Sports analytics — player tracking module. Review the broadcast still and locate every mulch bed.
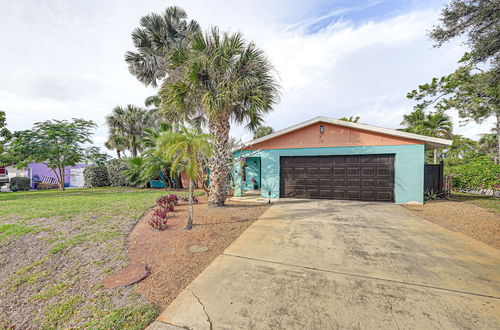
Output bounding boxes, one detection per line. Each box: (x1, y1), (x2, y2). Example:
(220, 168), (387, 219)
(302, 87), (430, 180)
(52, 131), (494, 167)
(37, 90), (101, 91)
(127, 194), (270, 309)
(404, 200), (500, 249)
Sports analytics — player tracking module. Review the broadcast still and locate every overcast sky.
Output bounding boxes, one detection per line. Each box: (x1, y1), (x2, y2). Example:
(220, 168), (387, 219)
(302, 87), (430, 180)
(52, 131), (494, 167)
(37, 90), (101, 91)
(0, 0), (494, 155)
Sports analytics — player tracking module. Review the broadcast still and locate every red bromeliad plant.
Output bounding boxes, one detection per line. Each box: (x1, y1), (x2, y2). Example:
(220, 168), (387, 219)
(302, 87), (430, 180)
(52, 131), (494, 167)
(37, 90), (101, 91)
(149, 206), (168, 230)
(156, 194), (179, 211)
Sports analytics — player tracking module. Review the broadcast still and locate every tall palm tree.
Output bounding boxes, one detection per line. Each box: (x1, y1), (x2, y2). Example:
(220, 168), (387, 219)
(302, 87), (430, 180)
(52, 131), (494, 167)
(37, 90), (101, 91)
(400, 110), (453, 163)
(400, 109), (426, 134)
(125, 6), (200, 88)
(160, 27), (280, 206)
(105, 105), (156, 158)
(104, 133), (127, 159)
(158, 127), (213, 229)
(339, 116), (360, 123)
(253, 126), (274, 139)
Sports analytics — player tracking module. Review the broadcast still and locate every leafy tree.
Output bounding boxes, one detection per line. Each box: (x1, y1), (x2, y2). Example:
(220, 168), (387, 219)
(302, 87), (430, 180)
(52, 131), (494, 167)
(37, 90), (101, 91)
(8, 119), (97, 190)
(158, 127), (213, 229)
(443, 135), (481, 165)
(339, 116), (360, 123)
(105, 105), (156, 158)
(0, 111), (12, 165)
(125, 6), (200, 88)
(408, 0), (500, 162)
(429, 0), (499, 67)
(253, 126), (274, 139)
(160, 27), (280, 206)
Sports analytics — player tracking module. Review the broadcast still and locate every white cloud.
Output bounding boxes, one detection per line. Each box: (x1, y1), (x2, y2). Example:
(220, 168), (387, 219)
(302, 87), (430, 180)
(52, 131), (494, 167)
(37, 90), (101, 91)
(0, 1), (493, 155)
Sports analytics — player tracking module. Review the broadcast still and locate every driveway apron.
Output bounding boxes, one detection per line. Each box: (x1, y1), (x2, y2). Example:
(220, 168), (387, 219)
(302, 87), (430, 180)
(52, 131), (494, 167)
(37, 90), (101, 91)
(151, 199), (500, 329)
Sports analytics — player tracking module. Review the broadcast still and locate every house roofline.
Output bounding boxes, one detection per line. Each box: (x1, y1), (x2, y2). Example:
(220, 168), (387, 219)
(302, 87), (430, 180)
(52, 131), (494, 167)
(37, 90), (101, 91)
(241, 116), (452, 150)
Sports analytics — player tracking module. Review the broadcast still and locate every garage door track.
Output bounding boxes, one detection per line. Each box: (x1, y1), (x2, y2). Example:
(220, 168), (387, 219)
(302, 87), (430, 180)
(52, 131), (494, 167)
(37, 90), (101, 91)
(151, 199), (500, 329)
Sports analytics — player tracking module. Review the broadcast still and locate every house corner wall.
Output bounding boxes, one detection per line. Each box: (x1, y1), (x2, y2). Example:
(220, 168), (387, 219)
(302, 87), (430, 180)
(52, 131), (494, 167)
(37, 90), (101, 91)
(234, 144), (424, 204)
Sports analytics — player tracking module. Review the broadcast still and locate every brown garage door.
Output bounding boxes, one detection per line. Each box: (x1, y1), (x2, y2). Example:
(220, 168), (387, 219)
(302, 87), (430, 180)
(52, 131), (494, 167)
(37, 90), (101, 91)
(280, 154), (395, 202)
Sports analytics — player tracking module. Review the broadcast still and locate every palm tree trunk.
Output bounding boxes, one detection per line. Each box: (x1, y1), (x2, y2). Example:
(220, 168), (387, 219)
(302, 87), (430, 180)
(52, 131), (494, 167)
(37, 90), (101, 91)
(208, 112), (231, 207)
(117, 150), (121, 159)
(186, 179), (194, 230)
(433, 149), (438, 164)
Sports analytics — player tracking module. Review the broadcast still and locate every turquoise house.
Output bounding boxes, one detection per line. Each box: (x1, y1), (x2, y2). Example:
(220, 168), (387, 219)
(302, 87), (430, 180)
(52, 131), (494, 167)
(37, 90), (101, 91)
(233, 117), (451, 204)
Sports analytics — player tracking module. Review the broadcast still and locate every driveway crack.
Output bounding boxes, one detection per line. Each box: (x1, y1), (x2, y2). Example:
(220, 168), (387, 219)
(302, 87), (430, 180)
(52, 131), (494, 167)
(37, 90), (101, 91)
(378, 285), (400, 330)
(187, 289), (213, 330)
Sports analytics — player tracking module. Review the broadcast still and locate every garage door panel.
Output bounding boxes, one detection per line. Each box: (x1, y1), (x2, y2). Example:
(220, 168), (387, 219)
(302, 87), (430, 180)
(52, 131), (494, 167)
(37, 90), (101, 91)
(319, 189), (333, 198)
(347, 190), (361, 199)
(362, 178), (375, 187)
(347, 178), (360, 187)
(361, 155), (375, 164)
(376, 179), (392, 188)
(280, 155), (394, 202)
(333, 168), (346, 176)
(333, 189), (346, 199)
(333, 178), (346, 186)
(319, 178), (331, 186)
(347, 167), (360, 176)
(347, 155), (360, 163)
(361, 190), (375, 200)
(377, 168), (391, 176)
(362, 168), (375, 176)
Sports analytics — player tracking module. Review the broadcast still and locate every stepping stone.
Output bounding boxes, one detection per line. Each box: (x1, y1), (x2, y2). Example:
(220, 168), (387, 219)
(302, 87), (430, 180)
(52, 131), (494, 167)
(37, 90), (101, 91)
(188, 245), (209, 254)
(103, 264), (149, 289)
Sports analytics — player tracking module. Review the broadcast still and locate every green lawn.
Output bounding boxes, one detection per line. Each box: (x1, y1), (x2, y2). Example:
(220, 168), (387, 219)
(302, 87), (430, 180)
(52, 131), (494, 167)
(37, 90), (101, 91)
(452, 192), (500, 213)
(0, 187), (190, 329)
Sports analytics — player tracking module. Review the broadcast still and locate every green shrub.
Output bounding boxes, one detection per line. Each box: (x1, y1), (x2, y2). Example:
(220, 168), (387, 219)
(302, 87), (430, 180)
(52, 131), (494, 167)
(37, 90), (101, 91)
(106, 158), (130, 187)
(10, 177), (31, 191)
(449, 156), (500, 191)
(83, 165), (110, 188)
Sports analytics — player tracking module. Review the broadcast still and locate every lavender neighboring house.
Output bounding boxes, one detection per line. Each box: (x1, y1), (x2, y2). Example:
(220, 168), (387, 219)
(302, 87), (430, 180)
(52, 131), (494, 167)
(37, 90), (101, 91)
(27, 163), (89, 188)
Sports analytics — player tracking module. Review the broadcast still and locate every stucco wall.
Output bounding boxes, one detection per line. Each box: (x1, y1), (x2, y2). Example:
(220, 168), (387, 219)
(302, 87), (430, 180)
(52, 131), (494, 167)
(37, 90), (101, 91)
(234, 144), (425, 204)
(242, 157), (261, 190)
(242, 122), (424, 150)
(28, 163), (88, 187)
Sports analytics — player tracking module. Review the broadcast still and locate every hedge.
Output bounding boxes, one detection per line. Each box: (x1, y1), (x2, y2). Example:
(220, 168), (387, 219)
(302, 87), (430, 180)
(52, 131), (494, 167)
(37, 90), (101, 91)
(10, 177), (31, 191)
(83, 165), (110, 188)
(106, 158), (130, 187)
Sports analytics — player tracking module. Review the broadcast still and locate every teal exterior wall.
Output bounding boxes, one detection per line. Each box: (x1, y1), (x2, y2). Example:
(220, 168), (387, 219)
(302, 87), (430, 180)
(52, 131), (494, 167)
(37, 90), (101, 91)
(242, 157), (261, 190)
(233, 144), (425, 204)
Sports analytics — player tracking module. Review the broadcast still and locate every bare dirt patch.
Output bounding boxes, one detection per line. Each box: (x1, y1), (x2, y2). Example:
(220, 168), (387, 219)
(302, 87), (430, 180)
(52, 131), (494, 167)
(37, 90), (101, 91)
(404, 200), (500, 249)
(128, 195), (270, 309)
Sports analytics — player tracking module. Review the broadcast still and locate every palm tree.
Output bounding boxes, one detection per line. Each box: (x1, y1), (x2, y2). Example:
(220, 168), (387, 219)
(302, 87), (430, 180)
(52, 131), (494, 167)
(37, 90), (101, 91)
(105, 105), (156, 158)
(125, 6), (200, 88)
(253, 126), (274, 139)
(400, 109), (426, 134)
(158, 127), (213, 229)
(400, 110), (453, 163)
(160, 27), (280, 206)
(479, 132), (498, 163)
(339, 116), (360, 123)
(105, 133), (127, 159)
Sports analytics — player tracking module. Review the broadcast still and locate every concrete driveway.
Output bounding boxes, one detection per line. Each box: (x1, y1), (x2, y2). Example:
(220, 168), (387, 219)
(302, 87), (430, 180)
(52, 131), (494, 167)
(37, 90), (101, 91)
(151, 200), (500, 329)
